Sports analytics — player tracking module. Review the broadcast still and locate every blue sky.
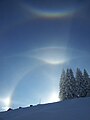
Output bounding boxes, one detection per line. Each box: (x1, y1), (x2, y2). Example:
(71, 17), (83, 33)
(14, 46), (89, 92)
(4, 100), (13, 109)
(0, 0), (90, 111)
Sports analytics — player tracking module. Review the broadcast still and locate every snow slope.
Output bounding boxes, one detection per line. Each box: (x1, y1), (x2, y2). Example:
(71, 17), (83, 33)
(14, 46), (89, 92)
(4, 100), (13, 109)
(0, 97), (90, 120)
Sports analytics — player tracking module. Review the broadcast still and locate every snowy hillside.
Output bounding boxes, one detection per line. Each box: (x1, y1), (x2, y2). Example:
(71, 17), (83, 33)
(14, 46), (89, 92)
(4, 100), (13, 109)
(0, 97), (90, 120)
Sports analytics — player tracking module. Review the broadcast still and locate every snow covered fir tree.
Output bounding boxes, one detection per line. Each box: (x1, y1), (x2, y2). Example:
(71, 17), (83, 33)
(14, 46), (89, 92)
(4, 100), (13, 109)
(59, 68), (90, 101)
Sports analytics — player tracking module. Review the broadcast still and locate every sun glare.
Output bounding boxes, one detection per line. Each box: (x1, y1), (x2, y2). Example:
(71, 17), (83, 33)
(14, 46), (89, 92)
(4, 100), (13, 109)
(3, 97), (11, 107)
(0, 97), (11, 111)
(48, 92), (59, 103)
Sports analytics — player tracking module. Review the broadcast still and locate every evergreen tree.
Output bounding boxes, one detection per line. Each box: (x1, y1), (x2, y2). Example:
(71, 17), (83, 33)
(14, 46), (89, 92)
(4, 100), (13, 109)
(59, 69), (66, 101)
(75, 68), (85, 97)
(83, 69), (90, 97)
(69, 69), (76, 98)
(65, 69), (75, 99)
(87, 79), (90, 97)
(59, 69), (75, 100)
(59, 68), (90, 101)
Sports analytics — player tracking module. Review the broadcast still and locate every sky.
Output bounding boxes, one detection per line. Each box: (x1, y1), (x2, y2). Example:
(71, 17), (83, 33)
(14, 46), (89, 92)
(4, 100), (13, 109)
(0, 0), (90, 111)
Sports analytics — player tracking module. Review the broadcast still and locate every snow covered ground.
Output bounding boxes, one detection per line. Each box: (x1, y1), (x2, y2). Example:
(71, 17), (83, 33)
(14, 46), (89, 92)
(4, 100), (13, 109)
(0, 97), (90, 120)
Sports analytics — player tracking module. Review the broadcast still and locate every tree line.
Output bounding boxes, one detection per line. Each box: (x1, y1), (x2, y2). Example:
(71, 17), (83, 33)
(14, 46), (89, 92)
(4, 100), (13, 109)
(59, 68), (90, 101)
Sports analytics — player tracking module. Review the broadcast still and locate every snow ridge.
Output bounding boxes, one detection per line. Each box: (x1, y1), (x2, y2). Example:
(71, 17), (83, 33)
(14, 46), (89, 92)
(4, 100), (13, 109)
(0, 97), (90, 120)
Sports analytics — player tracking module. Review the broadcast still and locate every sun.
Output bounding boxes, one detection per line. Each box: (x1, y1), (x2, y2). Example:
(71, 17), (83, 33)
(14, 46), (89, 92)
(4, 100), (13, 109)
(48, 92), (59, 103)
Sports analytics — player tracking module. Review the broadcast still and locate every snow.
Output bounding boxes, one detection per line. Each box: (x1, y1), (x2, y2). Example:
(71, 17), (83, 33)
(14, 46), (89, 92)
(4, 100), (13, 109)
(0, 97), (90, 120)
